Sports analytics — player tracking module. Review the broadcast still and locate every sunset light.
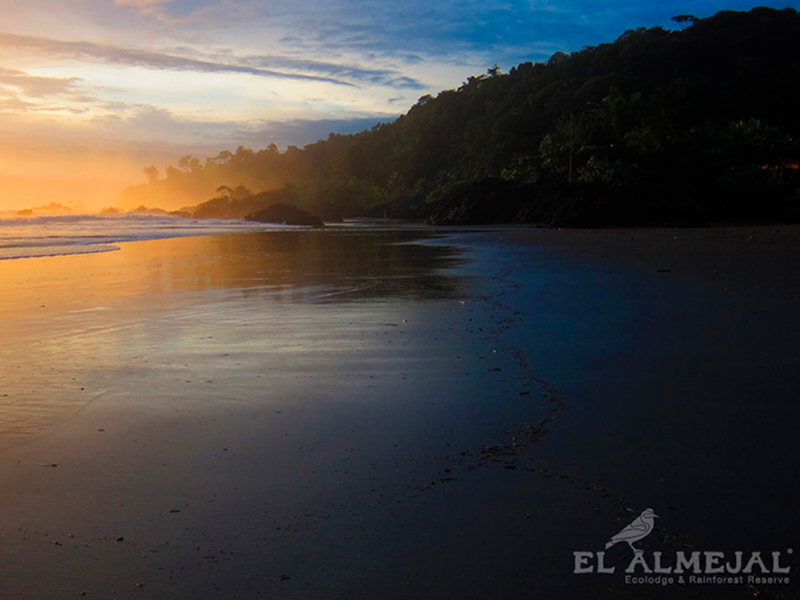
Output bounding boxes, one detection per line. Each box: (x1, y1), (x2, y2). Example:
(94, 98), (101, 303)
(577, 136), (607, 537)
(3, 0), (794, 212)
(2, 3), (800, 599)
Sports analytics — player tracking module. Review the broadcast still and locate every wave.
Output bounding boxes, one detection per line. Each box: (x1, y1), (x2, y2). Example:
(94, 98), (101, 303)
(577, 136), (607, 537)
(0, 214), (296, 261)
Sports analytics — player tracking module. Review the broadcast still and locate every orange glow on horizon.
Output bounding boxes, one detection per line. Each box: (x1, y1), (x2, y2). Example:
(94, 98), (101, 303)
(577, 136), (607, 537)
(0, 134), (199, 213)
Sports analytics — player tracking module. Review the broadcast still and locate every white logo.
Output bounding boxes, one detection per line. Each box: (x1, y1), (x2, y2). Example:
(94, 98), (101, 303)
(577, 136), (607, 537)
(574, 508), (793, 587)
(605, 508), (658, 553)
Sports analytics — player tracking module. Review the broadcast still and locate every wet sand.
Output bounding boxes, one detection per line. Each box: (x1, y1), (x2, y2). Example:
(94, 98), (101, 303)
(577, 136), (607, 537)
(1, 224), (799, 599)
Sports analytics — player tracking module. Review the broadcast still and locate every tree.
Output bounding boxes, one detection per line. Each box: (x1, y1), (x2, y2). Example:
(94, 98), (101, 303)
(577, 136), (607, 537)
(539, 113), (590, 182)
(589, 87), (642, 143)
(123, 8), (800, 225)
(177, 155), (202, 173)
(230, 184), (253, 200)
(209, 150), (233, 165)
(143, 165), (159, 185)
(671, 14), (698, 29)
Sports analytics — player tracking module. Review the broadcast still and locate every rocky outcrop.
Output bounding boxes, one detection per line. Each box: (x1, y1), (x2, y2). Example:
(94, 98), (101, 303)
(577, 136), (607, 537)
(245, 203), (325, 227)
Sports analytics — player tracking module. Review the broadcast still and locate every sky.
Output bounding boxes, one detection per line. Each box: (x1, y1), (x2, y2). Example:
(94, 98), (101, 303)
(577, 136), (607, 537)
(0, 0), (798, 211)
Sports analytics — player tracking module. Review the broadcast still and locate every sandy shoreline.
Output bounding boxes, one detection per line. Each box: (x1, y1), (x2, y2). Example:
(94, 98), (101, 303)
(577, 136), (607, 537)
(445, 224), (800, 599)
(1, 224), (798, 599)
(503, 224), (800, 295)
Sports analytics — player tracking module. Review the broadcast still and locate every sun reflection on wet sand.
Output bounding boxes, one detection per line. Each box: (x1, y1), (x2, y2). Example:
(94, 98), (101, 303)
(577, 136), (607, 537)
(0, 229), (465, 447)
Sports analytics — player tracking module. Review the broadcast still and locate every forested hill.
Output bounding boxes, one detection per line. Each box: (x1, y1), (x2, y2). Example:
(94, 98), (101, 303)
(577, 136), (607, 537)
(123, 7), (800, 226)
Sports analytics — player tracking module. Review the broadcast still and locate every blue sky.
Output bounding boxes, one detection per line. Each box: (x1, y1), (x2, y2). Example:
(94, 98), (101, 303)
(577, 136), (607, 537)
(0, 0), (798, 209)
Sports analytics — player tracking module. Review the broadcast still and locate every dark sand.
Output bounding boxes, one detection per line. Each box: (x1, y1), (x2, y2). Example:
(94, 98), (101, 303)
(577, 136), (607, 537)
(0, 225), (798, 599)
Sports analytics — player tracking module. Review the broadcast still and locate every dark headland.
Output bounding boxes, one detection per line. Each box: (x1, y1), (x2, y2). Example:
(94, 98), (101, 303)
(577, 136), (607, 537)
(122, 7), (800, 229)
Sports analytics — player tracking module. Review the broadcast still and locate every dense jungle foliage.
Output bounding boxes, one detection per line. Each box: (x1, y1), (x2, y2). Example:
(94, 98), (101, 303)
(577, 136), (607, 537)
(122, 7), (800, 226)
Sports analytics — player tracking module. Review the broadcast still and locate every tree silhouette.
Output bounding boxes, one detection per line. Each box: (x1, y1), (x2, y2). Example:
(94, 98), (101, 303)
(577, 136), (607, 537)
(143, 165), (159, 185)
(671, 14), (698, 29)
(131, 8), (800, 227)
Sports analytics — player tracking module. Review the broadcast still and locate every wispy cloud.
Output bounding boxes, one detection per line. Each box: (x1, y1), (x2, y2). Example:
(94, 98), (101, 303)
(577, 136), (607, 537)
(112, 0), (219, 24)
(31, 105), (91, 115)
(0, 31), (427, 90)
(227, 0), (766, 68)
(237, 0), (571, 62)
(0, 32), (356, 87)
(81, 100), (397, 151)
(235, 116), (397, 149)
(0, 67), (82, 97)
(0, 96), (35, 113)
(238, 55), (426, 89)
(113, 0), (171, 11)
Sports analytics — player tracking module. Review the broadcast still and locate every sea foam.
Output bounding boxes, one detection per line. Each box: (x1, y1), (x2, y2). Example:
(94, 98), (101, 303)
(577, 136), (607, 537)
(0, 214), (293, 260)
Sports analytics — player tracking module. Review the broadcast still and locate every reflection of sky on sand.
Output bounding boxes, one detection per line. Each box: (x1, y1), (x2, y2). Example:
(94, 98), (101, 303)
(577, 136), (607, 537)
(0, 229), (468, 445)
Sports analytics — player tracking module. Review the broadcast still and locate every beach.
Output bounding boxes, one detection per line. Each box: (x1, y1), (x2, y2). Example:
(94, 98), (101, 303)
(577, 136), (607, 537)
(0, 224), (798, 599)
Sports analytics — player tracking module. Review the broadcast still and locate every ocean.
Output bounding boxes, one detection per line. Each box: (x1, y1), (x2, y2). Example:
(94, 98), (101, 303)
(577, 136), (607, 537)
(0, 213), (292, 260)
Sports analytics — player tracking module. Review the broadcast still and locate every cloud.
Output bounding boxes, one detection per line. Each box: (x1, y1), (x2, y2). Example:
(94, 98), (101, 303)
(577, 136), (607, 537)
(114, 0), (170, 8)
(0, 31), (428, 90)
(238, 54), (426, 89)
(114, 0), (170, 9)
(81, 96), (396, 150)
(92, 103), (185, 133)
(234, 116), (397, 150)
(84, 101), (246, 150)
(242, 0), (550, 59)
(231, 0), (746, 69)
(0, 32), (356, 87)
(0, 96), (34, 113)
(31, 105), (91, 115)
(0, 67), (82, 97)
(112, 0), (214, 24)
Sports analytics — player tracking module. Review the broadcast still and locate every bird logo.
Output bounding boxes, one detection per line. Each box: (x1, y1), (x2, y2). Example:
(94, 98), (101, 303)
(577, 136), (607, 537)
(605, 508), (658, 553)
